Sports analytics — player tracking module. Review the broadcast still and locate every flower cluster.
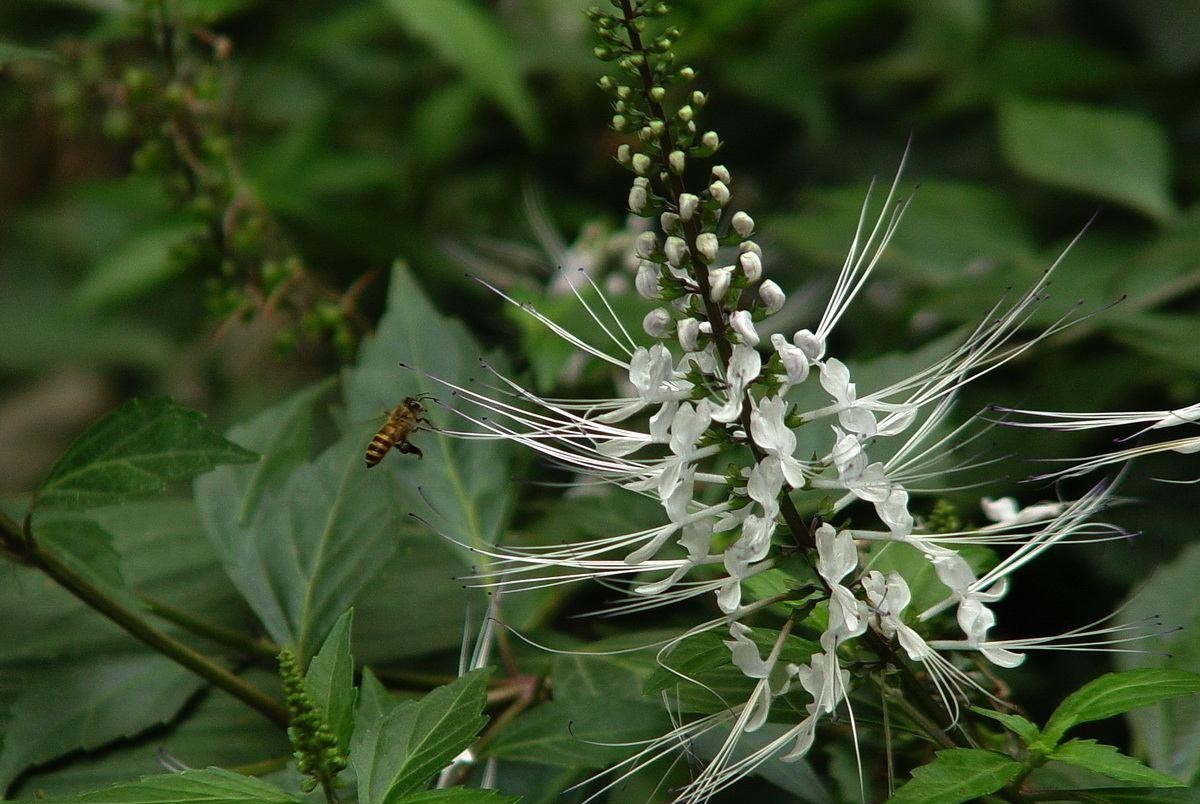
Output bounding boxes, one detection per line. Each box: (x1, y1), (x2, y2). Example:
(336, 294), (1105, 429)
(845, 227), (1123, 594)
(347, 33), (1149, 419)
(415, 1), (1158, 798)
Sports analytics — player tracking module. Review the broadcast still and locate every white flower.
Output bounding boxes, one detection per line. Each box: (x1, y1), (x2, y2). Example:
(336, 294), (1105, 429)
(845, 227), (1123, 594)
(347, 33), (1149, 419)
(749, 395), (807, 488)
(862, 571), (933, 662)
(628, 184), (648, 213)
(732, 211), (754, 238)
(708, 265), (733, 302)
(759, 280), (785, 314)
(712, 344), (761, 424)
(696, 232), (719, 263)
(631, 153), (652, 175)
(729, 310), (759, 346)
(712, 164), (731, 183)
(982, 496), (1069, 525)
(665, 236), (687, 266)
(679, 192), (700, 221)
(770, 333), (810, 386)
(819, 358), (878, 436)
(738, 250), (762, 282)
(815, 524), (864, 638)
(709, 180), (731, 206)
(635, 261), (660, 299)
(678, 317), (700, 351)
(793, 329), (825, 363)
(669, 150), (686, 174)
(725, 622), (770, 678)
(643, 307), (672, 338)
(635, 231), (658, 257)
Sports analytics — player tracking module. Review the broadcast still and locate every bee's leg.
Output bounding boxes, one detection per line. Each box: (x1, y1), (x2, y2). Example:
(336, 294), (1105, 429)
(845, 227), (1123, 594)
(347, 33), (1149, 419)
(395, 441), (424, 460)
(417, 416), (435, 428)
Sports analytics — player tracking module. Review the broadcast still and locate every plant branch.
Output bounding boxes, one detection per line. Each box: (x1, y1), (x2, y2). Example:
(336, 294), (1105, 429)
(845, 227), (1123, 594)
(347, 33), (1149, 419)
(139, 593), (280, 660)
(0, 510), (289, 728)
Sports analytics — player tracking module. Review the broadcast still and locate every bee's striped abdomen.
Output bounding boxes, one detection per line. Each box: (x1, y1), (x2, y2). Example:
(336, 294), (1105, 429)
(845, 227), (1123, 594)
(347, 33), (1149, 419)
(364, 428), (395, 467)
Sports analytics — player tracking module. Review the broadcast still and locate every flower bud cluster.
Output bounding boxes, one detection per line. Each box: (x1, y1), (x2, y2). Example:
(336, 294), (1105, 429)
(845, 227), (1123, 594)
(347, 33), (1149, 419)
(278, 648), (346, 794)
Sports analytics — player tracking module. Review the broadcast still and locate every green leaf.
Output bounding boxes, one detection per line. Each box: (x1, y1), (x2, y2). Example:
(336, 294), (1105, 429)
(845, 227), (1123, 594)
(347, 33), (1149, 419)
(10, 671), (291, 799)
(886, 748), (1022, 804)
(57, 767), (300, 802)
(37, 397), (258, 512)
(1032, 789), (1200, 803)
(352, 668), (491, 804)
(482, 699), (668, 770)
(1050, 739), (1184, 788)
(33, 515), (127, 593)
(1116, 542), (1200, 784)
(0, 653), (205, 793)
(392, 789), (520, 804)
(0, 500), (247, 665)
(71, 224), (199, 310)
(383, 0), (541, 143)
(999, 98), (1176, 222)
(1043, 669), (1200, 746)
(350, 668), (401, 798)
(304, 608), (356, 754)
(195, 384), (402, 661)
(969, 706), (1041, 745)
(340, 261), (515, 556)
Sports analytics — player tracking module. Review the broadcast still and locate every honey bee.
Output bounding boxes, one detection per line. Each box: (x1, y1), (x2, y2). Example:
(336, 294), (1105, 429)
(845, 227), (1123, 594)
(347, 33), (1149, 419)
(364, 395), (435, 467)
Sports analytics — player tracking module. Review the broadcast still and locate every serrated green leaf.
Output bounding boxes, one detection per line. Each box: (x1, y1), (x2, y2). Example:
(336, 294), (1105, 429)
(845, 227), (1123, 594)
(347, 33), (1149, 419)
(382, 0), (541, 143)
(393, 788), (520, 804)
(197, 430), (402, 662)
(304, 608), (356, 754)
(33, 515), (126, 593)
(0, 500), (247, 665)
(57, 767), (299, 802)
(1050, 739), (1184, 787)
(195, 382), (401, 662)
(353, 669), (491, 803)
(886, 748), (1022, 804)
(0, 654), (205, 794)
(969, 706), (1041, 745)
(1043, 669), (1200, 746)
(36, 398), (258, 512)
(999, 98), (1176, 222)
(351, 668), (400, 798)
(71, 224), (199, 311)
(340, 261), (515, 556)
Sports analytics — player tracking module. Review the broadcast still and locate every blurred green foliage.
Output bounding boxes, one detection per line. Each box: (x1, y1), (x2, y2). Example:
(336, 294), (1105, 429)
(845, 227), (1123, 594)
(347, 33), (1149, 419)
(1, 0), (1199, 800)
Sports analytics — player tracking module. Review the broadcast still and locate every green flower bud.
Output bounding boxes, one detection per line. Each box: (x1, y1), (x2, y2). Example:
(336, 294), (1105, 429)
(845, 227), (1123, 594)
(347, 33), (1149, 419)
(649, 86), (666, 103)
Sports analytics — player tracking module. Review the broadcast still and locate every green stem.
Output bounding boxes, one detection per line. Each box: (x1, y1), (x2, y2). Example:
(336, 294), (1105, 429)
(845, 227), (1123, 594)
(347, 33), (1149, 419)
(139, 593), (280, 660)
(0, 510), (289, 729)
